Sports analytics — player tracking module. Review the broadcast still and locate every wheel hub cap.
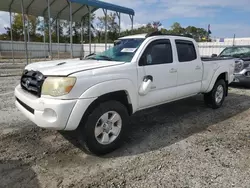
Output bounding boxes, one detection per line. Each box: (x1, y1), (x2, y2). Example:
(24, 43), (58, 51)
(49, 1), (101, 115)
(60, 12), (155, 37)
(94, 111), (122, 145)
(103, 121), (112, 132)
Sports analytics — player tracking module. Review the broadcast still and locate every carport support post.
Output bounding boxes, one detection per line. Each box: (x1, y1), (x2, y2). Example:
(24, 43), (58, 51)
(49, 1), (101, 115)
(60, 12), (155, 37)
(130, 15), (134, 31)
(21, 0), (28, 65)
(9, 11), (14, 63)
(69, 1), (73, 58)
(103, 9), (108, 51)
(43, 18), (46, 59)
(80, 17), (84, 59)
(116, 12), (121, 36)
(47, 0), (52, 59)
(57, 19), (60, 59)
(26, 16), (30, 43)
(88, 6), (91, 54)
(26, 15), (31, 63)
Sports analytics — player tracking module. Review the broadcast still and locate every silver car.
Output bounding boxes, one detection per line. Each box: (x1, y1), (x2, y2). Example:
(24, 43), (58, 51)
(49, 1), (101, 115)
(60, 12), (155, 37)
(212, 46), (250, 87)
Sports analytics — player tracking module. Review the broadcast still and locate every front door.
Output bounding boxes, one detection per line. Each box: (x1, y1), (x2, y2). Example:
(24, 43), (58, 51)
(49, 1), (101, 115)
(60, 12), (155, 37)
(137, 39), (178, 109)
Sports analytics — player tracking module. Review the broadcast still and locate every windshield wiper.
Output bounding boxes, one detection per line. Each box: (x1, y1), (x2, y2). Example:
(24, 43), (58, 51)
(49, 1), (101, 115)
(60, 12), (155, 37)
(84, 54), (114, 61)
(86, 53), (96, 57)
(98, 55), (114, 61)
(220, 55), (231, 57)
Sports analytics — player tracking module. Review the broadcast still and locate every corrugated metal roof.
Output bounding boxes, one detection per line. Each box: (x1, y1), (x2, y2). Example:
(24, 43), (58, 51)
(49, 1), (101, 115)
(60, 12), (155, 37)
(70, 0), (134, 15)
(0, 0), (134, 22)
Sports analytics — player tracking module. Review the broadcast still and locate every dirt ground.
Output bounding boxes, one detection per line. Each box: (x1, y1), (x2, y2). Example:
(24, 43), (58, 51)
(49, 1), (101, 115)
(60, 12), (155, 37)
(0, 76), (250, 188)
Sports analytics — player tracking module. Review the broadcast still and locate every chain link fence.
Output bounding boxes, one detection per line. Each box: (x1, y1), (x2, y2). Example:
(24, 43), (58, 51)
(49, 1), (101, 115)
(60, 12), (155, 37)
(1, 38), (250, 76)
(0, 40), (113, 76)
(198, 39), (250, 57)
(0, 40), (113, 64)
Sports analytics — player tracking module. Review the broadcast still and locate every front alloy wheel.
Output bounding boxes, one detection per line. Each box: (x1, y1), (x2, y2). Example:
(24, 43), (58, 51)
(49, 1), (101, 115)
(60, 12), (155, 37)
(215, 85), (224, 104)
(95, 111), (122, 145)
(77, 100), (129, 155)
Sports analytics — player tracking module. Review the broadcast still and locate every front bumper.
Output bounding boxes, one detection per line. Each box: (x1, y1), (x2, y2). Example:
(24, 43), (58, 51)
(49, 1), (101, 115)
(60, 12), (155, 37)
(233, 69), (250, 85)
(14, 84), (96, 130)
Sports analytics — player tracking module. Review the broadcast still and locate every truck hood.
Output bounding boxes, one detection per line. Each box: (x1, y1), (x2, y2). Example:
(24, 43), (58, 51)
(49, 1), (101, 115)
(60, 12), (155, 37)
(25, 59), (125, 76)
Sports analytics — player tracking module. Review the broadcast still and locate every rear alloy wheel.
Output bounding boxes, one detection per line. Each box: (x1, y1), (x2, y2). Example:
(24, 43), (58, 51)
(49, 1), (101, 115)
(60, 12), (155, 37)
(204, 79), (226, 109)
(77, 100), (129, 155)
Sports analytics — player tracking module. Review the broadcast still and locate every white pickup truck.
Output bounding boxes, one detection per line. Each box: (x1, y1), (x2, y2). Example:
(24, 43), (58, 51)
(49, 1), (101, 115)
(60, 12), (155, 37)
(15, 31), (235, 155)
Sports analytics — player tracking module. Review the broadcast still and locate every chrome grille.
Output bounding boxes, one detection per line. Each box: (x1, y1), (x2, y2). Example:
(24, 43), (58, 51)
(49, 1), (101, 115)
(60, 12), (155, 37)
(243, 61), (250, 69)
(20, 70), (45, 97)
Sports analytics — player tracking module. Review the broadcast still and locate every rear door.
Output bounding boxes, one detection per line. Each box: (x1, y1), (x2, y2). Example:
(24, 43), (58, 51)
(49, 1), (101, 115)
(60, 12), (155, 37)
(174, 39), (203, 98)
(137, 39), (178, 109)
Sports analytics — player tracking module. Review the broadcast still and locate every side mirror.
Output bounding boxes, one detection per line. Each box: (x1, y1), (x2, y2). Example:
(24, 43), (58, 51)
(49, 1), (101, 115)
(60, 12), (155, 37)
(114, 40), (121, 46)
(139, 54), (152, 66)
(139, 56), (146, 66)
(211, 54), (218, 57)
(146, 54), (152, 64)
(139, 77), (153, 96)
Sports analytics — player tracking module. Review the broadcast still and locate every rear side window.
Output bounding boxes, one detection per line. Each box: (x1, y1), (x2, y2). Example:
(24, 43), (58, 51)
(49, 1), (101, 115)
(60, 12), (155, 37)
(175, 40), (197, 62)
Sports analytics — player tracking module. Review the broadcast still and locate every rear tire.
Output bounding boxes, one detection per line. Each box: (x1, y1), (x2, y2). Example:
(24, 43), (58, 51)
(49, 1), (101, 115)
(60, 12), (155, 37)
(204, 79), (226, 109)
(76, 100), (129, 156)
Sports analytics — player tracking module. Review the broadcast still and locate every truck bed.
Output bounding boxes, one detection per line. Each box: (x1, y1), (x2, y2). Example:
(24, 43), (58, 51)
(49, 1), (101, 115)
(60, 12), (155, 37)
(200, 57), (235, 93)
(201, 57), (234, 61)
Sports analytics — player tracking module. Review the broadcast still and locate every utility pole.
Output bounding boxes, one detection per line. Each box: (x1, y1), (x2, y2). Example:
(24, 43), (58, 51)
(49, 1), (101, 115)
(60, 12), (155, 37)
(233, 34), (236, 46)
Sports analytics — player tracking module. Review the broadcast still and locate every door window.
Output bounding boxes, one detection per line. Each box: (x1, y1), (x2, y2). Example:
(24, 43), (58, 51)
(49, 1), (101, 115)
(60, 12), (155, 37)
(175, 40), (197, 62)
(140, 40), (173, 66)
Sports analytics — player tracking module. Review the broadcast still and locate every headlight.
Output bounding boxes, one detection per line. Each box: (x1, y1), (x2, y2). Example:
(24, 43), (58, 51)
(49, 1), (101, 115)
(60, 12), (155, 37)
(22, 69), (28, 76)
(234, 59), (244, 72)
(41, 77), (76, 97)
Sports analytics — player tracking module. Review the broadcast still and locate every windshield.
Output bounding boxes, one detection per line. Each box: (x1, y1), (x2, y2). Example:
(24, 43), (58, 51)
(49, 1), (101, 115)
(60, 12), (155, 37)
(219, 46), (250, 58)
(86, 38), (145, 62)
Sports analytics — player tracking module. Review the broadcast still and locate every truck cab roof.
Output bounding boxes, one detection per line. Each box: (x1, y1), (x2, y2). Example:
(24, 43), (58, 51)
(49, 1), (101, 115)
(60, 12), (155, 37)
(117, 31), (195, 41)
(118, 33), (147, 39)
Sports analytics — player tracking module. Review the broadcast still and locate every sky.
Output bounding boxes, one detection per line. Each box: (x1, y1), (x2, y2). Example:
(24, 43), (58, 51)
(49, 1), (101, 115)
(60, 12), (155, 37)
(0, 0), (250, 38)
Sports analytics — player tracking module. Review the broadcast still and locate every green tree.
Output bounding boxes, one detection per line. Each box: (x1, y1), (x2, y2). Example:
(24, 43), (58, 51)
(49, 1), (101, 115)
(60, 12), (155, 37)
(169, 22), (185, 35)
(0, 16), (212, 43)
(196, 28), (210, 41)
(37, 17), (65, 43)
(152, 21), (162, 30)
(5, 13), (24, 41)
(119, 21), (166, 36)
(185, 26), (210, 41)
(65, 13), (96, 43)
(96, 12), (119, 42)
(4, 13), (39, 41)
(26, 15), (38, 41)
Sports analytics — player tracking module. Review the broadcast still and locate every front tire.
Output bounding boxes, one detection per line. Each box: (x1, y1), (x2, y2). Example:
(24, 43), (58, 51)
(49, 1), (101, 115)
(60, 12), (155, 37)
(77, 100), (129, 156)
(204, 79), (226, 109)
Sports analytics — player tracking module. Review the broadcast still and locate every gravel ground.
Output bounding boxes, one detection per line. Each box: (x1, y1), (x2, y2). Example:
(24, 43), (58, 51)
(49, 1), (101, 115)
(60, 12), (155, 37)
(0, 76), (250, 188)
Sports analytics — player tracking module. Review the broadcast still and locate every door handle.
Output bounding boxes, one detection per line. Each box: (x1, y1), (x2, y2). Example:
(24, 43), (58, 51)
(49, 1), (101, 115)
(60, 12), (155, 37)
(169, 68), (177, 73)
(143, 75), (153, 82)
(195, 66), (201, 70)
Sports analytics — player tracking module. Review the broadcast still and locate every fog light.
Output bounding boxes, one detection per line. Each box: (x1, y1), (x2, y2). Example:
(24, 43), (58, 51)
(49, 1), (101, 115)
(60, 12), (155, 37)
(246, 71), (250, 76)
(43, 108), (57, 123)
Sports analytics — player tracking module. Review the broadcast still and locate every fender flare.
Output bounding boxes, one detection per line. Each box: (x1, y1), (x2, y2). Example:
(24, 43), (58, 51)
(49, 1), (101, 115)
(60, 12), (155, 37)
(206, 69), (228, 93)
(79, 79), (138, 113)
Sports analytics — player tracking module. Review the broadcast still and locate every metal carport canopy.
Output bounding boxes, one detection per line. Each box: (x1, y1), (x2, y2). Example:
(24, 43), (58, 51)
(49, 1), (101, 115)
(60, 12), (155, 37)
(0, 0), (135, 64)
(0, 0), (135, 21)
